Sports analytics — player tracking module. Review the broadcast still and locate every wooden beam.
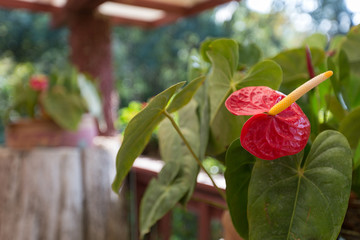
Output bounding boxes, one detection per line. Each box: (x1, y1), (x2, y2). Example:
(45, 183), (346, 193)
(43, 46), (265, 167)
(110, 0), (187, 14)
(0, 0), (60, 13)
(64, 0), (107, 11)
(108, 0), (241, 28)
(186, 0), (241, 16)
(108, 12), (180, 28)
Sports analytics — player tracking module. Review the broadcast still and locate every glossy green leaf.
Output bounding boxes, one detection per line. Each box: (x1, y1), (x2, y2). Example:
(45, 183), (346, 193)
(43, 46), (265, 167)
(248, 130), (352, 240)
(272, 47), (325, 87)
(303, 33), (328, 49)
(111, 82), (185, 193)
(225, 138), (255, 240)
(140, 100), (199, 238)
(166, 76), (205, 113)
(43, 86), (87, 131)
(339, 106), (360, 149)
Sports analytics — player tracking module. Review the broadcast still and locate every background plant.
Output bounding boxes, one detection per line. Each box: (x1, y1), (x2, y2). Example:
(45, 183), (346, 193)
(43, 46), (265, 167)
(2, 63), (102, 131)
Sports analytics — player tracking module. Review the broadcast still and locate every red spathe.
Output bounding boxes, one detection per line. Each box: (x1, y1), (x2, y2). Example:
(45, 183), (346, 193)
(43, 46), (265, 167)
(226, 86), (310, 160)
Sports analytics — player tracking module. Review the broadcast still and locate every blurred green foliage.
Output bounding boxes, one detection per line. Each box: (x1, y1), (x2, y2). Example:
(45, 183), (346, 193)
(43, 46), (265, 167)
(0, 9), (68, 68)
(0, 1), (356, 108)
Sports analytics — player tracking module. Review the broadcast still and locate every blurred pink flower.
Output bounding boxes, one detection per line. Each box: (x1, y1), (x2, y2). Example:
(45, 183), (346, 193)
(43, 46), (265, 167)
(29, 75), (48, 91)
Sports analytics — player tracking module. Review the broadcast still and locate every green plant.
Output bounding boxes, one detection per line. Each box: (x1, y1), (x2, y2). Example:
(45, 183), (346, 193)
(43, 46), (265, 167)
(3, 63), (102, 131)
(113, 25), (360, 239)
(116, 101), (144, 131)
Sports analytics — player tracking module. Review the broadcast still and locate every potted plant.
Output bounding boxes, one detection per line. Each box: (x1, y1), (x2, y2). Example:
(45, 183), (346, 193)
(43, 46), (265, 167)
(112, 25), (360, 239)
(3, 63), (102, 149)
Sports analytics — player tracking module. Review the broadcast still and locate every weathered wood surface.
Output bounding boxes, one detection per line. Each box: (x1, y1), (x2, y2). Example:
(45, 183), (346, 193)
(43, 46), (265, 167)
(0, 146), (128, 240)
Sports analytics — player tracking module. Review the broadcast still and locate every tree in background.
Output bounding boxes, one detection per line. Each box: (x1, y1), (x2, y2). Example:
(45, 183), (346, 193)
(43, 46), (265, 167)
(0, 0), (356, 107)
(0, 9), (68, 70)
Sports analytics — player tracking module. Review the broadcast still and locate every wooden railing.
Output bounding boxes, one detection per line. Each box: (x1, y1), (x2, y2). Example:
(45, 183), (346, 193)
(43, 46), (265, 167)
(132, 156), (226, 240)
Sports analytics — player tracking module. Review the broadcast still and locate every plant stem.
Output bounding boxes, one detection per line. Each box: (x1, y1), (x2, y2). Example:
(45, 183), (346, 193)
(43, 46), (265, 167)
(163, 110), (227, 201)
(305, 45), (315, 79)
(191, 196), (228, 210)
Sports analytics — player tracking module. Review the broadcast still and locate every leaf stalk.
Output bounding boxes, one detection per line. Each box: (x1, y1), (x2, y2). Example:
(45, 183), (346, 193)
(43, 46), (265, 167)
(162, 110), (227, 201)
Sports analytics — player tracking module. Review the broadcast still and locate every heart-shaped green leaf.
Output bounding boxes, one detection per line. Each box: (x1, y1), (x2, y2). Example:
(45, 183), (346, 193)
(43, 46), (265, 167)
(139, 161), (188, 239)
(248, 130), (352, 240)
(206, 38), (239, 122)
(140, 100), (200, 238)
(112, 82), (185, 193)
(237, 60), (282, 90)
(225, 138), (256, 240)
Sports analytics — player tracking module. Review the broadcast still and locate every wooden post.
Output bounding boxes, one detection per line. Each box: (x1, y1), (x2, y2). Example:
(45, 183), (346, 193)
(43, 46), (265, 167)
(0, 147), (128, 240)
(67, 9), (117, 136)
(198, 203), (211, 240)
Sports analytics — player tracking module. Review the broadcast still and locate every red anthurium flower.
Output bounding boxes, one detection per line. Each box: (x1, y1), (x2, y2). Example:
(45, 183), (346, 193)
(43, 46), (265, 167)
(29, 74), (48, 91)
(225, 71), (333, 160)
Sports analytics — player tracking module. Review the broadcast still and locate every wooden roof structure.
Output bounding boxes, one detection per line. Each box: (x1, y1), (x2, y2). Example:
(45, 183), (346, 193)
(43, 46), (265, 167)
(0, 0), (239, 28)
(0, 0), (240, 135)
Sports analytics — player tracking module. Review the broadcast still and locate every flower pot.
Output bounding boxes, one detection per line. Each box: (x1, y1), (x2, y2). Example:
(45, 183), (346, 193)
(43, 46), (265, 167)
(5, 114), (98, 149)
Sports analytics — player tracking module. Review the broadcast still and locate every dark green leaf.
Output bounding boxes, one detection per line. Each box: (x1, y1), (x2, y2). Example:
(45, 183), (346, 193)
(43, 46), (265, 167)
(111, 82), (185, 193)
(225, 138), (255, 240)
(248, 130), (352, 240)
